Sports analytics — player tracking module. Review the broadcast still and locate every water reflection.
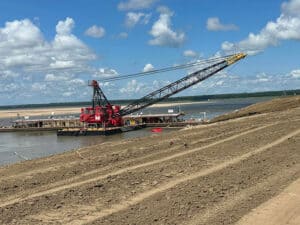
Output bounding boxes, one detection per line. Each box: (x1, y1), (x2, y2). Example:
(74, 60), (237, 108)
(0, 128), (176, 166)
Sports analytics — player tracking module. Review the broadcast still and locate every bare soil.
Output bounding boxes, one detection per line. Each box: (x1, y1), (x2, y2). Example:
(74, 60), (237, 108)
(210, 95), (300, 122)
(0, 96), (299, 225)
(236, 177), (300, 225)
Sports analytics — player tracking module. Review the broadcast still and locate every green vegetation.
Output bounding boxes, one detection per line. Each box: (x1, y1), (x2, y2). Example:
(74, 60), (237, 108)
(162, 89), (300, 102)
(0, 89), (299, 110)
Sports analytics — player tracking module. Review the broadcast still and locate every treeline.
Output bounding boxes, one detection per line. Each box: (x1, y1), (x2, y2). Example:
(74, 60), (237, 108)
(1, 89), (299, 110)
(160, 89), (300, 102)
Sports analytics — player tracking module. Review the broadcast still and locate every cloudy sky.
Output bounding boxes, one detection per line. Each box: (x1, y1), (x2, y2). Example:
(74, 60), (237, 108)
(0, 0), (299, 105)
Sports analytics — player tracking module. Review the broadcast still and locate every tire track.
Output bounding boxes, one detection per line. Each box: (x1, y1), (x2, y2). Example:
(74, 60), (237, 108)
(65, 128), (300, 225)
(185, 165), (300, 225)
(235, 177), (300, 225)
(0, 124), (273, 208)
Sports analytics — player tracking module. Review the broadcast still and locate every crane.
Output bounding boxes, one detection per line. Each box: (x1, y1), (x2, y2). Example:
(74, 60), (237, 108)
(80, 53), (246, 127)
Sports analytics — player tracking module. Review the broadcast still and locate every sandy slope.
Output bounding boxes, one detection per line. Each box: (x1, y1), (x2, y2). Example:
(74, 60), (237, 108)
(211, 95), (300, 123)
(0, 96), (299, 225)
(236, 178), (300, 225)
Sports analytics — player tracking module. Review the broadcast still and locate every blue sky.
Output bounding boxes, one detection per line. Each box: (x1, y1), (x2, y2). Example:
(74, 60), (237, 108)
(0, 0), (299, 105)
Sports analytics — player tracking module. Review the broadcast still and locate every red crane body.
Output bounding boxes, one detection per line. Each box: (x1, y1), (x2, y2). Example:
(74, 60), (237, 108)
(80, 80), (123, 127)
(80, 105), (122, 126)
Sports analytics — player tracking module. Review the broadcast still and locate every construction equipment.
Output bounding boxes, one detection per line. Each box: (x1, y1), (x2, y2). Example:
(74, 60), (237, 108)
(80, 80), (122, 127)
(80, 53), (246, 127)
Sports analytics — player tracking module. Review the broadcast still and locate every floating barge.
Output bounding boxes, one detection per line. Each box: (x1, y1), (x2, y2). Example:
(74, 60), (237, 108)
(122, 112), (184, 125)
(0, 112), (203, 135)
(0, 117), (83, 132)
(11, 117), (83, 129)
(123, 112), (203, 127)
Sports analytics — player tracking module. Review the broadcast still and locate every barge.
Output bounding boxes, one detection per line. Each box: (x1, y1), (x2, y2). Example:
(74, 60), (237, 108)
(11, 117), (83, 129)
(0, 112), (203, 135)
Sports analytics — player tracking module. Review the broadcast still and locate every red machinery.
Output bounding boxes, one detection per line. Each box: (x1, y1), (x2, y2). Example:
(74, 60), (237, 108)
(80, 80), (123, 127)
(80, 53), (246, 127)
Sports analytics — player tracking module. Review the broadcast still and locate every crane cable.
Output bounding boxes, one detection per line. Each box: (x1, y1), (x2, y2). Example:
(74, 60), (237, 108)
(98, 54), (234, 82)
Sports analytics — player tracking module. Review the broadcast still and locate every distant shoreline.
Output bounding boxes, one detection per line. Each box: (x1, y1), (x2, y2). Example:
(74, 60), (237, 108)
(1, 89), (298, 110)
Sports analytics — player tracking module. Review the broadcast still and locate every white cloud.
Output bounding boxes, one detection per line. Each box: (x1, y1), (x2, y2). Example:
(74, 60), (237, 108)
(0, 19), (44, 48)
(31, 83), (46, 92)
(256, 73), (269, 82)
(99, 81), (112, 87)
(148, 6), (185, 47)
(0, 17), (96, 73)
(183, 50), (198, 57)
(156, 5), (171, 14)
(282, 0), (300, 15)
(215, 80), (224, 86)
(290, 69), (300, 78)
(222, 0), (300, 55)
(62, 91), (74, 97)
(206, 17), (238, 31)
(44, 73), (69, 81)
(118, 0), (158, 11)
(49, 60), (75, 69)
(120, 79), (146, 96)
(0, 17), (101, 104)
(85, 25), (106, 38)
(125, 12), (151, 28)
(0, 70), (19, 79)
(0, 83), (19, 93)
(69, 78), (85, 86)
(118, 32), (129, 39)
(189, 70), (300, 95)
(56, 17), (74, 35)
(143, 63), (154, 72)
(93, 68), (119, 78)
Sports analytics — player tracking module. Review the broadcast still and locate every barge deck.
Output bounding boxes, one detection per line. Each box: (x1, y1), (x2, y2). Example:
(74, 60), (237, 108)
(57, 125), (146, 136)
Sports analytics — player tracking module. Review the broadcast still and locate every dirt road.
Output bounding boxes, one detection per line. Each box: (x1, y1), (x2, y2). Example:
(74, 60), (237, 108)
(0, 96), (299, 224)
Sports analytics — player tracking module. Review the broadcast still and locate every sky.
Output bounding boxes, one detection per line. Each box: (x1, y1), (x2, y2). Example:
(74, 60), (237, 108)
(0, 0), (299, 105)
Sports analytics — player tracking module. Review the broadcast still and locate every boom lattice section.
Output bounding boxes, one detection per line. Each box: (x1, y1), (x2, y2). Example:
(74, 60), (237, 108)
(118, 53), (246, 117)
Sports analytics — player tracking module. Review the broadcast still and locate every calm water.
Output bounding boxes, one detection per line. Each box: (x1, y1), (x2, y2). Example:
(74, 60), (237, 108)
(0, 97), (273, 166)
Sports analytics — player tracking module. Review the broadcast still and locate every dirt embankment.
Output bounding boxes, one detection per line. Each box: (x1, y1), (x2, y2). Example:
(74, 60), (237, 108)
(210, 95), (300, 123)
(0, 96), (299, 225)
